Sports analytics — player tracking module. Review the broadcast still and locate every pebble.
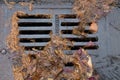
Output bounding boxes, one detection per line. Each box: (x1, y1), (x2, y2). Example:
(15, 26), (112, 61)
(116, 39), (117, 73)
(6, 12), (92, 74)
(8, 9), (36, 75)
(0, 49), (7, 55)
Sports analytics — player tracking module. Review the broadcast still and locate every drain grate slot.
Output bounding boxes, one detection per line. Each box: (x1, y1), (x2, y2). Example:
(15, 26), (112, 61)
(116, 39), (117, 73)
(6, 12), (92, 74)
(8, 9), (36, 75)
(61, 30), (94, 34)
(17, 14), (51, 19)
(65, 37), (98, 42)
(18, 22), (52, 26)
(61, 22), (79, 26)
(20, 38), (50, 43)
(59, 14), (77, 18)
(19, 30), (51, 34)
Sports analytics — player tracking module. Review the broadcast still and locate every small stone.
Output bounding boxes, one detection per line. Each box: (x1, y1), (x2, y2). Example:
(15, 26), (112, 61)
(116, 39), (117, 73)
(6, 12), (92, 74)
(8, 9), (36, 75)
(1, 49), (7, 55)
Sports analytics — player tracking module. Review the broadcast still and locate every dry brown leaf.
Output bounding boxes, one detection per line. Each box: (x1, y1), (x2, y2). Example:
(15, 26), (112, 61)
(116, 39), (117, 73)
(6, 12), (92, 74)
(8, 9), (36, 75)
(89, 22), (98, 33)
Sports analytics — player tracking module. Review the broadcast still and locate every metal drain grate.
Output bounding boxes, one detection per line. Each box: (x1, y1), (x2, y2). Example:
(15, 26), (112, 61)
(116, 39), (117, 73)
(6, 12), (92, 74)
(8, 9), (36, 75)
(59, 14), (98, 51)
(18, 14), (98, 52)
(18, 14), (53, 51)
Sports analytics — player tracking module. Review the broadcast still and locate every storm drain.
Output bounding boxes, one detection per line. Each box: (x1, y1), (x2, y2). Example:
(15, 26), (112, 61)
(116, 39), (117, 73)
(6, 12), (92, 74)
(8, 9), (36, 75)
(59, 14), (98, 51)
(18, 14), (53, 51)
(18, 14), (98, 52)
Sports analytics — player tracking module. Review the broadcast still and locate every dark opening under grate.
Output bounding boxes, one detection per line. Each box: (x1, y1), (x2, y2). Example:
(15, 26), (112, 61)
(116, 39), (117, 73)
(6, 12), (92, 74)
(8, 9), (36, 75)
(65, 62), (74, 67)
